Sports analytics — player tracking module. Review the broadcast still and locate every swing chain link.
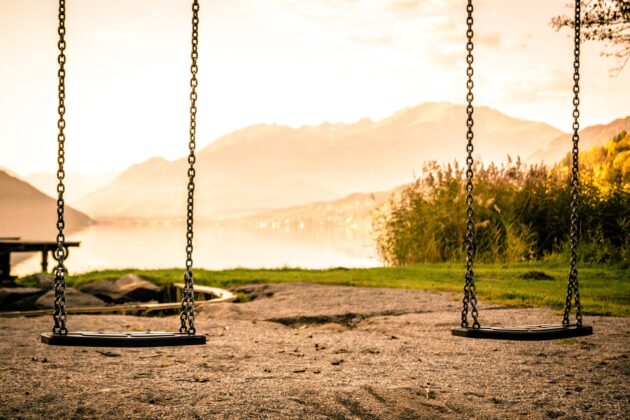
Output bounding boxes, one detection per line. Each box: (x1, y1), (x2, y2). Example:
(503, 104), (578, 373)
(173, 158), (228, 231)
(180, 0), (200, 335)
(53, 0), (68, 335)
(563, 0), (583, 327)
(461, 0), (480, 329)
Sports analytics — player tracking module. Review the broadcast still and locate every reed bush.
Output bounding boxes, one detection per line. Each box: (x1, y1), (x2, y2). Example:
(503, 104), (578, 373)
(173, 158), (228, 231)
(374, 132), (630, 265)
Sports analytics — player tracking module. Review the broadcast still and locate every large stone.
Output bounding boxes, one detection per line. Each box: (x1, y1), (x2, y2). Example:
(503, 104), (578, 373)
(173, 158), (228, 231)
(80, 279), (119, 303)
(0, 287), (47, 310)
(80, 274), (162, 303)
(2, 295), (42, 311)
(114, 274), (162, 302)
(32, 273), (54, 291)
(35, 287), (105, 309)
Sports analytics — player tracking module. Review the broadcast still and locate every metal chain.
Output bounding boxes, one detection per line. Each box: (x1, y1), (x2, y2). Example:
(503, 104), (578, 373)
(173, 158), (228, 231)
(180, 0), (200, 335)
(53, 0), (68, 335)
(563, 0), (583, 327)
(461, 0), (480, 329)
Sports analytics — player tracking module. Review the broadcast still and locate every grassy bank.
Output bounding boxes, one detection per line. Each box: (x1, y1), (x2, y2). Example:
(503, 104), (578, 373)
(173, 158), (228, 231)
(52, 262), (630, 318)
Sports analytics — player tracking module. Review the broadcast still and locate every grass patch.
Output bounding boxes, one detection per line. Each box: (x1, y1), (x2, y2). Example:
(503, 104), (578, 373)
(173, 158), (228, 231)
(58, 261), (630, 317)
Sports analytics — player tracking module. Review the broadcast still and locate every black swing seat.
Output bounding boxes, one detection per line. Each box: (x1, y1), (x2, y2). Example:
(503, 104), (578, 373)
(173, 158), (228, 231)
(451, 324), (592, 341)
(41, 331), (206, 347)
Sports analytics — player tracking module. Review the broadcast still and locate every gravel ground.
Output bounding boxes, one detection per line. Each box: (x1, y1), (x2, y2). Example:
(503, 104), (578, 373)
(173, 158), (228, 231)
(0, 283), (628, 419)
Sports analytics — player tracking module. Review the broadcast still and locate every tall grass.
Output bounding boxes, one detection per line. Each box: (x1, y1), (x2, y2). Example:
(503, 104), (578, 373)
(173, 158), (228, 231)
(374, 133), (630, 266)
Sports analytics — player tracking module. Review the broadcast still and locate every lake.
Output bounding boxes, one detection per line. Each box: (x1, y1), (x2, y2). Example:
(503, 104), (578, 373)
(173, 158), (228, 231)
(12, 223), (382, 276)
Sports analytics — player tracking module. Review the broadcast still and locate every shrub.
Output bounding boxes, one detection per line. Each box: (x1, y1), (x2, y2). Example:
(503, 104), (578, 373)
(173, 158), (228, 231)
(374, 133), (630, 265)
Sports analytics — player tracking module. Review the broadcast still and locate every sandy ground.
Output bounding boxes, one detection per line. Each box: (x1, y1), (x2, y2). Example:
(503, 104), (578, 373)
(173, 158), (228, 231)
(0, 283), (628, 419)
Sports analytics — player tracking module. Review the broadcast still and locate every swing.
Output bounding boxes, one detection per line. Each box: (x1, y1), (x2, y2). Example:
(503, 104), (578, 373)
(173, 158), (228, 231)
(451, 0), (593, 341)
(40, 0), (206, 347)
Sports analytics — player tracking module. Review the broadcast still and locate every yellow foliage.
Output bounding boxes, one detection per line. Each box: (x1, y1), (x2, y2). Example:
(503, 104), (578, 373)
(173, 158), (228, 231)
(558, 131), (630, 195)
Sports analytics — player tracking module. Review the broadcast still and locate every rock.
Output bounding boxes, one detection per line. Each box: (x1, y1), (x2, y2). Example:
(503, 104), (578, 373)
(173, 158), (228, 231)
(80, 274), (162, 303)
(114, 274), (162, 302)
(0, 287), (47, 310)
(3, 294), (42, 311)
(80, 279), (119, 303)
(35, 287), (105, 309)
(32, 274), (54, 291)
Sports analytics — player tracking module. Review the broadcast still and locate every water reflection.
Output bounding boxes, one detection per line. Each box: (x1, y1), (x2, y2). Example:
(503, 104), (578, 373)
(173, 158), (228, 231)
(13, 223), (381, 275)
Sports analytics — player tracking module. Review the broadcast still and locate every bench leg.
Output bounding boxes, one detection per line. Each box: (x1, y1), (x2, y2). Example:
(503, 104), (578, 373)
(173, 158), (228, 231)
(0, 252), (12, 282)
(42, 251), (49, 273)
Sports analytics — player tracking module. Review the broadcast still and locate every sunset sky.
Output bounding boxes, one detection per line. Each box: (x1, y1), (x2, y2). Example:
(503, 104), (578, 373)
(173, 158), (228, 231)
(1, 0), (628, 175)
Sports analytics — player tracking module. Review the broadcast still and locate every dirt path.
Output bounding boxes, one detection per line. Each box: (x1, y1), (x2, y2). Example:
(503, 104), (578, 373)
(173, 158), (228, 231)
(0, 283), (628, 419)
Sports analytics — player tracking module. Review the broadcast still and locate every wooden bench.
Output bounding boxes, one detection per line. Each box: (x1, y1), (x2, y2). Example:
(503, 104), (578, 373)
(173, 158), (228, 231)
(0, 239), (80, 282)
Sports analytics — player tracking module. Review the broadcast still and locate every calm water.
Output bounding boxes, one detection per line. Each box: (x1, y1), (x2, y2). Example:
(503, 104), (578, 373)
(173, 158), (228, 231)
(13, 223), (382, 276)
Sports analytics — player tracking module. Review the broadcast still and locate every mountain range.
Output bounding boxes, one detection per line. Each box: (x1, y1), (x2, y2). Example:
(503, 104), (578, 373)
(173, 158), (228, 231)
(5, 102), (627, 228)
(75, 102), (571, 220)
(25, 171), (119, 204)
(227, 190), (396, 232)
(0, 171), (92, 240)
(529, 116), (630, 163)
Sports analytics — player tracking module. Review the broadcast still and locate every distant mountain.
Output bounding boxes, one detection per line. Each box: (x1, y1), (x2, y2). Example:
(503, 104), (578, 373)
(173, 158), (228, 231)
(0, 171), (92, 240)
(226, 190), (396, 231)
(77, 102), (565, 220)
(25, 170), (119, 205)
(77, 157), (192, 220)
(529, 116), (630, 163)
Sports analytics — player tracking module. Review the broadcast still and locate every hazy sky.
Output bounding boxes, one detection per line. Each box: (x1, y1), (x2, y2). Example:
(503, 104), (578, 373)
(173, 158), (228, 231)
(1, 0), (628, 175)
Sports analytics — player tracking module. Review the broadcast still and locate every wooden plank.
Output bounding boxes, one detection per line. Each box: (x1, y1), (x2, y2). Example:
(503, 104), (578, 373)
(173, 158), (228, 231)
(0, 240), (80, 245)
(172, 282), (236, 303)
(0, 241), (80, 253)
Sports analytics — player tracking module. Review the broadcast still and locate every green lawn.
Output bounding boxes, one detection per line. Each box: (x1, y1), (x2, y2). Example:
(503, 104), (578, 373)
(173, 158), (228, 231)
(40, 261), (629, 318)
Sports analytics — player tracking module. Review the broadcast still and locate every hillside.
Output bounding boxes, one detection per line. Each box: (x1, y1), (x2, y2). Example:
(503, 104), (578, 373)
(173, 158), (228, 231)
(226, 190), (396, 231)
(26, 170), (119, 205)
(530, 116), (630, 163)
(76, 102), (564, 220)
(554, 130), (630, 194)
(0, 171), (93, 240)
(230, 130), (630, 238)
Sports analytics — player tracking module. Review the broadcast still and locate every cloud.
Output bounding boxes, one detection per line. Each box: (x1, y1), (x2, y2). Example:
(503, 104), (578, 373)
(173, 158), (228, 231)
(275, 0), (465, 57)
(91, 31), (136, 42)
(496, 67), (573, 103)
(388, 0), (475, 14)
(388, 0), (421, 12)
(479, 32), (531, 51)
(478, 32), (501, 48)
(348, 34), (394, 46)
(429, 48), (462, 67)
(272, 0), (529, 72)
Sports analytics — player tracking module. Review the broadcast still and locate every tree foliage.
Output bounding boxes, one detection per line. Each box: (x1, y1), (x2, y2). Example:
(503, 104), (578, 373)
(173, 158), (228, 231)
(550, 0), (630, 74)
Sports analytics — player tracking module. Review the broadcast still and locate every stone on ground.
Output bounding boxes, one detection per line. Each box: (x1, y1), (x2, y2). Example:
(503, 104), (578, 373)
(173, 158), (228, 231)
(35, 287), (105, 309)
(0, 287), (47, 311)
(32, 273), (54, 291)
(80, 274), (162, 303)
